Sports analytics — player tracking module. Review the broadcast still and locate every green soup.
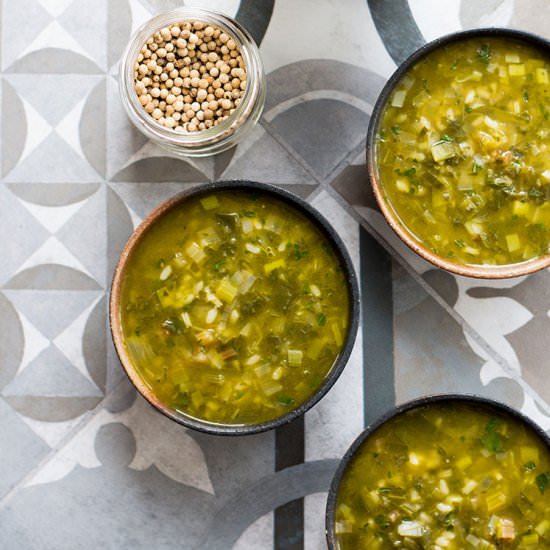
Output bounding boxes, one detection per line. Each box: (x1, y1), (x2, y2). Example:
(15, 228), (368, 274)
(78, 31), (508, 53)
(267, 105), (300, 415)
(335, 401), (550, 549)
(377, 37), (550, 266)
(120, 189), (350, 425)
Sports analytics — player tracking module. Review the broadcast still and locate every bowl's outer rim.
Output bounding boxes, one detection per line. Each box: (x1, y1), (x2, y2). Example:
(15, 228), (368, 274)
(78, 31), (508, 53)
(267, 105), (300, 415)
(109, 179), (360, 436)
(366, 27), (550, 279)
(325, 392), (550, 549)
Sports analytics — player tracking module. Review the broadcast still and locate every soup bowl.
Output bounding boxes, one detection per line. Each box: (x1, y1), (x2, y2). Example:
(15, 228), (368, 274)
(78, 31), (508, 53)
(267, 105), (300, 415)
(367, 28), (550, 278)
(326, 394), (550, 549)
(110, 180), (359, 435)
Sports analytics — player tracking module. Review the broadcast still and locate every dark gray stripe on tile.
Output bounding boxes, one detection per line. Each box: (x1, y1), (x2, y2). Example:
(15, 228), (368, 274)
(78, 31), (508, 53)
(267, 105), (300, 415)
(360, 226), (395, 426)
(367, 0), (425, 65)
(274, 417), (305, 550)
(203, 459), (338, 550)
(235, 0), (275, 45)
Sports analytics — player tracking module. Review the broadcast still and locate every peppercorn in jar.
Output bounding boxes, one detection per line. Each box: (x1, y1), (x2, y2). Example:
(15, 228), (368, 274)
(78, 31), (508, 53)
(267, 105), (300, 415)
(119, 8), (265, 156)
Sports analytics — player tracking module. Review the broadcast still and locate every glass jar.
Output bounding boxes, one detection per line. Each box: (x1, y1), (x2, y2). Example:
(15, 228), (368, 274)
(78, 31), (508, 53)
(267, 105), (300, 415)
(119, 7), (266, 157)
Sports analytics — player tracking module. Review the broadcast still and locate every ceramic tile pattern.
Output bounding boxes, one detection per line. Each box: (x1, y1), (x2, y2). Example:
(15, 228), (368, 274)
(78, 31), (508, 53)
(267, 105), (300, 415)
(1, 1), (550, 549)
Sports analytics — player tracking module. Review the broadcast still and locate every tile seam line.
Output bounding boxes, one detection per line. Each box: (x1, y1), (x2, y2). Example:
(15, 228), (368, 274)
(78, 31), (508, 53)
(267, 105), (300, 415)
(0, 376), (128, 511)
(324, 184), (550, 417)
(259, 118), (325, 187)
(259, 119), (366, 200)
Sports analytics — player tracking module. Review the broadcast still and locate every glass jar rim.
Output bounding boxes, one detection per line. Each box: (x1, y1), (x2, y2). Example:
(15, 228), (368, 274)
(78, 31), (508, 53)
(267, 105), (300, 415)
(120, 7), (264, 150)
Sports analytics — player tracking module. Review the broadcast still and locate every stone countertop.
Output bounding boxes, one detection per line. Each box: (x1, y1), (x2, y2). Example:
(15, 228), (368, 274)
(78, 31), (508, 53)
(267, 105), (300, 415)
(1, 1), (549, 549)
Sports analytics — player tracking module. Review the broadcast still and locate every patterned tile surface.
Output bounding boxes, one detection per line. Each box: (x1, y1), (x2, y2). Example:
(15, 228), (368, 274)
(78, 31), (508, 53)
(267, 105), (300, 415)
(1, 0), (550, 549)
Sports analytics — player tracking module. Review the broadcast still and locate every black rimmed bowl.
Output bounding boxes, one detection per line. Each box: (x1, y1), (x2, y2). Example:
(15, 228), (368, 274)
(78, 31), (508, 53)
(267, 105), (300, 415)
(110, 180), (359, 435)
(367, 28), (550, 279)
(326, 394), (550, 550)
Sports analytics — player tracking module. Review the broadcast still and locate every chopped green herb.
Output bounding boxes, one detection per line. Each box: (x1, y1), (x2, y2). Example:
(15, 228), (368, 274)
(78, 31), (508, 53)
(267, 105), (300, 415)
(317, 313), (327, 326)
(391, 125), (401, 135)
(477, 44), (491, 65)
(277, 394), (295, 406)
(374, 514), (390, 529)
(481, 417), (503, 454)
(471, 162), (482, 174)
(293, 243), (309, 260)
(536, 472), (549, 494)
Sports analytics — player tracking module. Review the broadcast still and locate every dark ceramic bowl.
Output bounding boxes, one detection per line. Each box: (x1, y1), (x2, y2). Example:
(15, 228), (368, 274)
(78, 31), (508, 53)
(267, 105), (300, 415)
(110, 180), (360, 436)
(326, 393), (550, 548)
(367, 28), (550, 279)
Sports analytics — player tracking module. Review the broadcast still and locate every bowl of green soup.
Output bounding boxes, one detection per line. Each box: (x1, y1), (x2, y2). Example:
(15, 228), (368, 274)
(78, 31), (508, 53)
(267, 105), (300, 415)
(326, 394), (550, 549)
(110, 181), (359, 435)
(368, 28), (550, 278)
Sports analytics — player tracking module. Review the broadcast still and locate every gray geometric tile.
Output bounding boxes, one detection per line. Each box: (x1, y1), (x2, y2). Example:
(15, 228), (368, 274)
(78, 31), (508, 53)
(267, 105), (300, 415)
(80, 78), (106, 177)
(0, 397), (49, 497)
(1, 0), (51, 71)
(0, 186), (49, 286)
(106, 185), (134, 275)
(0, 292), (24, 391)
(110, 156), (208, 183)
(108, 181), (199, 220)
(1, 80), (25, 178)
(459, 0), (512, 28)
(7, 49), (104, 74)
(4, 395), (103, 423)
(6, 182), (100, 207)
(393, 262), (525, 409)
(264, 60), (385, 181)
(2, 345), (102, 399)
(5, 74), (103, 127)
(221, 124), (319, 189)
(2, 290), (101, 340)
(56, 186), (107, 286)
(329, 160), (373, 210)
(107, 0), (132, 69)
(58, 0), (107, 71)
(509, 0), (550, 37)
(82, 296), (107, 393)
(466, 270), (550, 404)
(4, 133), (102, 183)
(4, 2), (550, 548)
(1, 423), (213, 550)
(422, 269), (459, 307)
(105, 75), (146, 178)
(3, 265), (101, 291)
(269, 98), (368, 181)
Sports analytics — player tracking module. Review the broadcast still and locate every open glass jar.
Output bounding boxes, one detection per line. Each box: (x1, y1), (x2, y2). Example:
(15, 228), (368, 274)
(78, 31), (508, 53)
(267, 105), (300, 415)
(119, 7), (266, 157)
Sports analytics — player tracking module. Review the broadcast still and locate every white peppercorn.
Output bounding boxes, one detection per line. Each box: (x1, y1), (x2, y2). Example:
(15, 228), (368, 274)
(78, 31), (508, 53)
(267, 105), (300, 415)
(133, 20), (247, 132)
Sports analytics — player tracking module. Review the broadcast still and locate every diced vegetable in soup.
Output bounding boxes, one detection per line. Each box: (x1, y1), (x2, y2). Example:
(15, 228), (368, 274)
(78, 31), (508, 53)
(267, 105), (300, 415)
(120, 190), (349, 425)
(335, 402), (550, 549)
(377, 38), (550, 265)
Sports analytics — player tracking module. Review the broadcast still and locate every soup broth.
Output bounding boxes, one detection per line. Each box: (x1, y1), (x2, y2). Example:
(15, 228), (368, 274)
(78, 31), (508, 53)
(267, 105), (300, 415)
(335, 401), (550, 549)
(377, 38), (550, 266)
(120, 189), (350, 425)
